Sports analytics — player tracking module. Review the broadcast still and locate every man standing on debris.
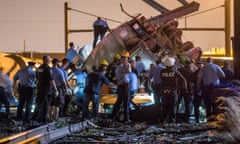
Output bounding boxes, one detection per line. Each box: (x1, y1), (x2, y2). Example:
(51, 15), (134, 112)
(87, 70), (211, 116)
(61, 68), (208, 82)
(82, 62), (112, 120)
(34, 56), (58, 123)
(14, 61), (36, 121)
(197, 57), (225, 120)
(160, 56), (187, 123)
(111, 51), (132, 123)
(93, 17), (110, 49)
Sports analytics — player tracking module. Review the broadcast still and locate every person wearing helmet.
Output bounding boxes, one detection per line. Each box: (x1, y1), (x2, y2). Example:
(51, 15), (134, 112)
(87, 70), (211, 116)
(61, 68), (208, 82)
(106, 54), (121, 85)
(114, 54), (121, 60)
(121, 51), (130, 58)
(111, 51), (132, 124)
(100, 59), (109, 67)
(160, 56), (187, 123)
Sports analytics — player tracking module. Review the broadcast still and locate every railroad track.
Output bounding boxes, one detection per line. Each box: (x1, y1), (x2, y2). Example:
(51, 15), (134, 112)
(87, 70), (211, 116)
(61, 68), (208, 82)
(0, 120), (91, 144)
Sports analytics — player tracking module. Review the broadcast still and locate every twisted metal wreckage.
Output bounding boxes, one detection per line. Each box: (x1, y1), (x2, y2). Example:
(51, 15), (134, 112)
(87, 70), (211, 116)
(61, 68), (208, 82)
(1, 0), (240, 143)
(81, 1), (201, 71)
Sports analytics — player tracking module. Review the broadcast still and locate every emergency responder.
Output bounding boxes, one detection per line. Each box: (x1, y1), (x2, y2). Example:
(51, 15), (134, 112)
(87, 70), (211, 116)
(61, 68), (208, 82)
(0, 65), (13, 119)
(100, 59), (109, 67)
(111, 51), (132, 123)
(135, 55), (145, 77)
(59, 58), (73, 117)
(73, 66), (87, 114)
(148, 59), (165, 105)
(106, 54), (121, 84)
(82, 63), (112, 119)
(34, 56), (58, 123)
(193, 61), (204, 123)
(14, 61), (36, 121)
(66, 42), (78, 70)
(197, 57), (225, 120)
(178, 61), (195, 123)
(66, 42), (78, 64)
(160, 56), (187, 123)
(49, 58), (66, 121)
(93, 17), (110, 49)
(129, 59), (139, 110)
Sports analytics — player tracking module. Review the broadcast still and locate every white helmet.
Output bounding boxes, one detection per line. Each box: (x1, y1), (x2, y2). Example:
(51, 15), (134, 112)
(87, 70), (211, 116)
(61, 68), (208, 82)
(163, 56), (176, 67)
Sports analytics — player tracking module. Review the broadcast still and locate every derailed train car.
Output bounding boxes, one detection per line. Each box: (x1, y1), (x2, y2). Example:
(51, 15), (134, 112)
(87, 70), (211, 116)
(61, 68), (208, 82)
(82, 1), (201, 71)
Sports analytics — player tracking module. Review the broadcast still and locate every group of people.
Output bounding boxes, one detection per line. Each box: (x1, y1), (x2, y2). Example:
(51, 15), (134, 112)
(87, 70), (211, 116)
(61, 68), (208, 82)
(0, 47), (234, 125)
(0, 55), (74, 123)
(16, 56), (73, 123)
(78, 51), (147, 124)
(148, 56), (233, 123)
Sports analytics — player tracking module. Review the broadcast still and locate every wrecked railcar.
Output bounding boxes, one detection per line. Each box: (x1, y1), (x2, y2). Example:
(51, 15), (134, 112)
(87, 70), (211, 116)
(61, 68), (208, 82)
(81, 1), (201, 72)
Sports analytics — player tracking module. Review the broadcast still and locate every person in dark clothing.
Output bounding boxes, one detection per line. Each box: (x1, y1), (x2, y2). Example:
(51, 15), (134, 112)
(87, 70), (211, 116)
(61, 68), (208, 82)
(193, 61), (204, 123)
(221, 60), (234, 84)
(93, 17), (110, 49)
(34, 56), (58, 123)
(14, 61), (36, 121)
(178, 61), (194, 122)
(106, 54), (121, 85)
(82, 65), (112, 119)
(160, 56), (187, 123)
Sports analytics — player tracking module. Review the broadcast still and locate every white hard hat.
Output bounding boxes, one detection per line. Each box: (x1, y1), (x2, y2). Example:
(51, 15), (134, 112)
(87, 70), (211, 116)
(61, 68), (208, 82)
(163, 56), (176, 67)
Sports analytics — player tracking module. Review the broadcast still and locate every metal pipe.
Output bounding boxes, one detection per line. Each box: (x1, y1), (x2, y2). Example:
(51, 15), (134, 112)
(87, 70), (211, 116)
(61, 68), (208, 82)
(225, 0), (231, 57)
(64, 2), (69, 54)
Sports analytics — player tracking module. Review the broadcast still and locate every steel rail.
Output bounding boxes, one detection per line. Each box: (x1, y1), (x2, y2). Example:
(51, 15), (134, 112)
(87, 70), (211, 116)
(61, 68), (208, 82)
(0, 120), (91, 144)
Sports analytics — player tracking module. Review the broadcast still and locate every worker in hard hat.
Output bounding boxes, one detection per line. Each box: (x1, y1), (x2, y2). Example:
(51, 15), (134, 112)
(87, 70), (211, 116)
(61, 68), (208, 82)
(120, 51), (130, 58)
(100, 59), (109, 67)
(106, 54), (121, 85)
(111, 51), (132, 123)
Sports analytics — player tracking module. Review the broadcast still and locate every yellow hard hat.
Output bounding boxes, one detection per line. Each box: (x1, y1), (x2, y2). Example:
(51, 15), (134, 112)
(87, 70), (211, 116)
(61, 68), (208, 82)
(121, 51), (130, 58)
(114, 54), (121, 59)
(101, 59), (109, 66)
